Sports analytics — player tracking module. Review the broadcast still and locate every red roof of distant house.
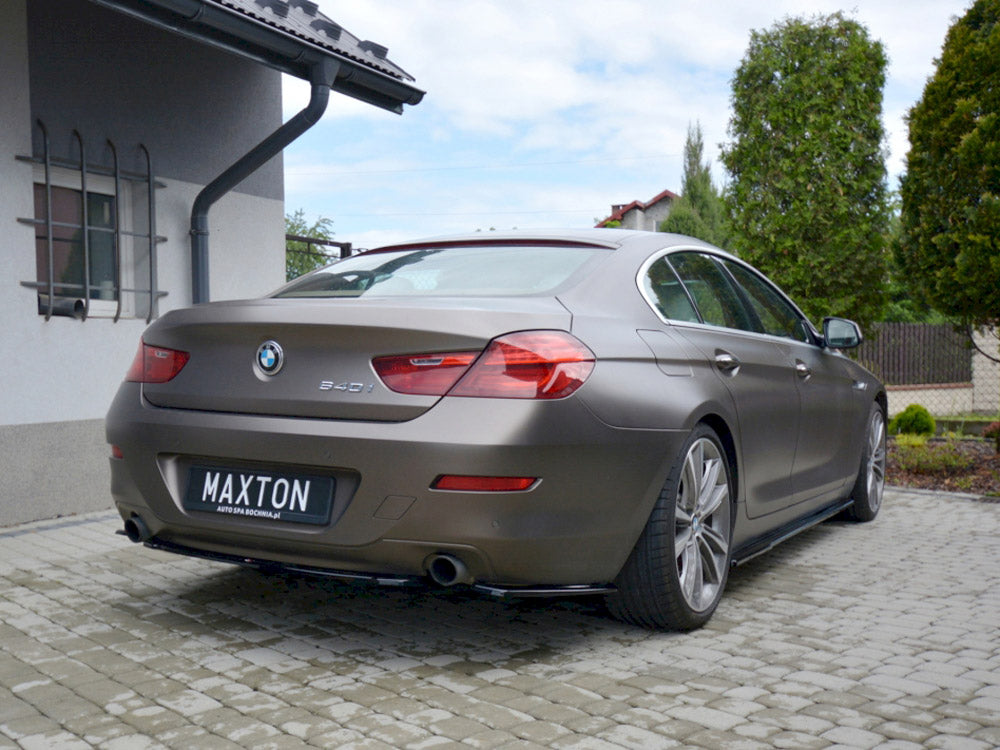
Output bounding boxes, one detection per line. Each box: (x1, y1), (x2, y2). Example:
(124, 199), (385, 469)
(596, 188), (680, 227)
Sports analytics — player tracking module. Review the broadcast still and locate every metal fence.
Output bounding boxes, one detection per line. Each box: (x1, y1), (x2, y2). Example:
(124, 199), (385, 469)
(857, 323), (972, 385)
(855, 323), (1000, 420)
(285, 234), (353, 280)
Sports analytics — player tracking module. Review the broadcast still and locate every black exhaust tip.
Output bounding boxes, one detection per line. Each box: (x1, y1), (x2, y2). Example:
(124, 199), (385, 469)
(123, 515), (151, 543)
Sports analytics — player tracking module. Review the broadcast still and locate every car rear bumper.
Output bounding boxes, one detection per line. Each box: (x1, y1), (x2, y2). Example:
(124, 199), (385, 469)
(107, 383), (686, 585)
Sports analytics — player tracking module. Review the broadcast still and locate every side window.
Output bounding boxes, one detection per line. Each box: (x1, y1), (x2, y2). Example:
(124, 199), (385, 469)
(668, 252), (757, 332)
(722, 260), (812, 343)
(640, 257), (700, 323)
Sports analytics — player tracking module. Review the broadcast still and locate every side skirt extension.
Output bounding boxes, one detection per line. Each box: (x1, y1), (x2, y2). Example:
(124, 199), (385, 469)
(730, 498), (854, 567)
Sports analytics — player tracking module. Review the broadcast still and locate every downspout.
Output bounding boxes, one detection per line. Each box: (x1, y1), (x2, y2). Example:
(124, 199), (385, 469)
(189, 58), (339, 304)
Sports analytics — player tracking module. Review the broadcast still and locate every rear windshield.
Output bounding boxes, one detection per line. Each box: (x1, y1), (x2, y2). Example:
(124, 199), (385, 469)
(274, 244), (610, 298)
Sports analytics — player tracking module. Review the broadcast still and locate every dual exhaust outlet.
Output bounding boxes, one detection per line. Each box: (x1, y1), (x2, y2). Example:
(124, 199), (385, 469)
(122, 514), (474, 588)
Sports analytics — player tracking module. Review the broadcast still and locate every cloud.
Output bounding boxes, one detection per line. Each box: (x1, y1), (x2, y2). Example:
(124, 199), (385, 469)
(282, 0), (970, 246)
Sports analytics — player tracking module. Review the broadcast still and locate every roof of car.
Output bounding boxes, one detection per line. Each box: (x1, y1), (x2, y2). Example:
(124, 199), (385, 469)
(368, 229), (724, 255)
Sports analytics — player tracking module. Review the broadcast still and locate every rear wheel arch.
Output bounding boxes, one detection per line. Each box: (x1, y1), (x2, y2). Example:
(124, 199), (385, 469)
(607, 420), (737, 629)
(697, 413), (739, 507)
(875, 391), (888, 420)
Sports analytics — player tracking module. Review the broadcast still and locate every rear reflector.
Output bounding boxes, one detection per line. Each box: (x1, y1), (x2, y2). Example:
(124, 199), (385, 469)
(373, 331), (595, 400)
(125, 341), (190, 383)
(432, 475), (537, 492)
(111, 445), (124, 459)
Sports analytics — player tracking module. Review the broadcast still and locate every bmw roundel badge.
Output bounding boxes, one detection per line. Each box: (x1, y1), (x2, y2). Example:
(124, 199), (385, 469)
(255, 340), (284, 375)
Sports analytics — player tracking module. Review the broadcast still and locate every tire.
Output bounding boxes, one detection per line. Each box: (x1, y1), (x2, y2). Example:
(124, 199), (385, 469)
(847, 402), (886, 522)
(606, 424), (734, 630)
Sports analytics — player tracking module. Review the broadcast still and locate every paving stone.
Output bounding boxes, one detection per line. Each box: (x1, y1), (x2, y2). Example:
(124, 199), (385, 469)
(459, 729), (519, 749)
(117, 704), (190, 735)
(304, 727), (367, 747)
(343, 713), (432, 747)
(561, 714), (615, 736)
(731, 721), (782, 741)
(771, 730), (834, 749)
(821, 724), (887, 748)
(684, 728), (772, 749)
(668, 704), (744, 731)
(876, 719), (937, 743)
(429, 715), (492, 741)
(1, 492), (998, 748)
(0, 713), (63, 740)
(508, 719), (572, 744)
(16, 730), (92, 750)
(924, 736), (993, 750)
(595, 723), (678, 748)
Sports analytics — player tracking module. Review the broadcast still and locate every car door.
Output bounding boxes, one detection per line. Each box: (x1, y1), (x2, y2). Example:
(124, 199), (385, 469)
(719, 259), (860, 505)
(653, 251), (802, 516)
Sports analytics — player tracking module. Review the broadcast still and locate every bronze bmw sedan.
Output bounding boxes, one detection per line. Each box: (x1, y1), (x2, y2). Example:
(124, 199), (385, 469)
(106, 230), (886, 630)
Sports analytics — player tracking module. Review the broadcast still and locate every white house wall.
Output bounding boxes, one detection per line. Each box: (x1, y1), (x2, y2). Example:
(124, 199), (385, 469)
(2, 0), (286, 526)
(3, 180), (283, 428)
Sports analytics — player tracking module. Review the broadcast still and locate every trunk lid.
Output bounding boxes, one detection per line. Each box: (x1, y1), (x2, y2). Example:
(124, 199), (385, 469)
(140, 296), (572, 421)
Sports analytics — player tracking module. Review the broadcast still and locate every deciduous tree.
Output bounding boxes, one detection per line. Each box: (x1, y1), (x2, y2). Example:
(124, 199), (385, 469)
(285, 209), (336, 281)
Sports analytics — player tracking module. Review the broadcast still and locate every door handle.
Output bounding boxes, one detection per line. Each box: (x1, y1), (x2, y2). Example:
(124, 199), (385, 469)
(795, 361), (811, 378)
(715, 352), (740, 373)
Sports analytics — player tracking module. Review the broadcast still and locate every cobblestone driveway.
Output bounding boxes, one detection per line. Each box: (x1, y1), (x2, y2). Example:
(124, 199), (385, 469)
(1, 488), (998, 749)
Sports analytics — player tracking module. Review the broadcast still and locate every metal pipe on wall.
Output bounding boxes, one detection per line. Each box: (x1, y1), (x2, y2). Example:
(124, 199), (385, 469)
(189, 58), (339, 304)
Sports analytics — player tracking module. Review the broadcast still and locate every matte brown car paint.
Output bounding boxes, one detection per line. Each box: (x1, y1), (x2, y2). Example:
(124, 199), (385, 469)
(106, 229), (884, 590)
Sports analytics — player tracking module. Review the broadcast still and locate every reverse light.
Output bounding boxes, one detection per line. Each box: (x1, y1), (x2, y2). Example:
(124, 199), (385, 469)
(432, 475), (538, 492)
(372, 352), (479, 396)
(125, 340), (190, 383)
(373, 331), (595, 400)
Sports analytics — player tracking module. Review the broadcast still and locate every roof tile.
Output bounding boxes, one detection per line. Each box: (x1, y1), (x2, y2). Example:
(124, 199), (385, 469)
(217, 0), (415, 81)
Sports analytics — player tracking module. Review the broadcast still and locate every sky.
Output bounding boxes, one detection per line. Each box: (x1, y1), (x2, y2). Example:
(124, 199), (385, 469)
(281, 0), (971, 251)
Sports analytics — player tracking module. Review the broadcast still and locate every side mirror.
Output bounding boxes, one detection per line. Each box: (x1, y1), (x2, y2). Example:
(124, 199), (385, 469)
(823, 317), (862, 349)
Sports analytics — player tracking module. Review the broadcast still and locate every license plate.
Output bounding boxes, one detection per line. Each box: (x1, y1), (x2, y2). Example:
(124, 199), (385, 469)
(183, 465), (334, 525)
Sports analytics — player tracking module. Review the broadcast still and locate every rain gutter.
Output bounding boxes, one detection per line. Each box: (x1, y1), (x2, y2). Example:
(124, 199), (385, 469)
(189, 59), (337, 304)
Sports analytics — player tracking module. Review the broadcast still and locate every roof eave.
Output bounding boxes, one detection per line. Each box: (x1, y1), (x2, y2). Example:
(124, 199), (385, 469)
(88, 0), (424, 113)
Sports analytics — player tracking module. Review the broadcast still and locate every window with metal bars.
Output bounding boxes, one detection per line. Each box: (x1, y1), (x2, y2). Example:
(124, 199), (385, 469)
(18, 120), (166, 322)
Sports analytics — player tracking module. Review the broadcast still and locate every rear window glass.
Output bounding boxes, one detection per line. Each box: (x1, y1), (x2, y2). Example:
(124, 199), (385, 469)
(274, 244), (609, 298)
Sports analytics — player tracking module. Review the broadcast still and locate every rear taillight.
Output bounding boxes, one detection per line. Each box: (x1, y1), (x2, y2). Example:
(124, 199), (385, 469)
(450, 331), (594, 399)
(372, 352), (479, 396)
(373, 331), (594, 400)
(125, 341), (190, 383)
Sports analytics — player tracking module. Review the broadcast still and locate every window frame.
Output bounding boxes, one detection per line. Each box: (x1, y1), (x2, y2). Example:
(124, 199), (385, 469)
(637, 246), (819, 346)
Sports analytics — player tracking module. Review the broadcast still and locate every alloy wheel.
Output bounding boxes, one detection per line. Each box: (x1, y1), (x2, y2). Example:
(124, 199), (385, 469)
(866, 409), (886, 512)
(674, 437), (731, 612)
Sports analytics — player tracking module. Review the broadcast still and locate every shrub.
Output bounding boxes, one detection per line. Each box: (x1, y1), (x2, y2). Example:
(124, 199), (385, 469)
(984, 421), (1000, 454)
(894, 433), (928, 448)
(889, 404), (936, 436)
(894, 437), (975, 476)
